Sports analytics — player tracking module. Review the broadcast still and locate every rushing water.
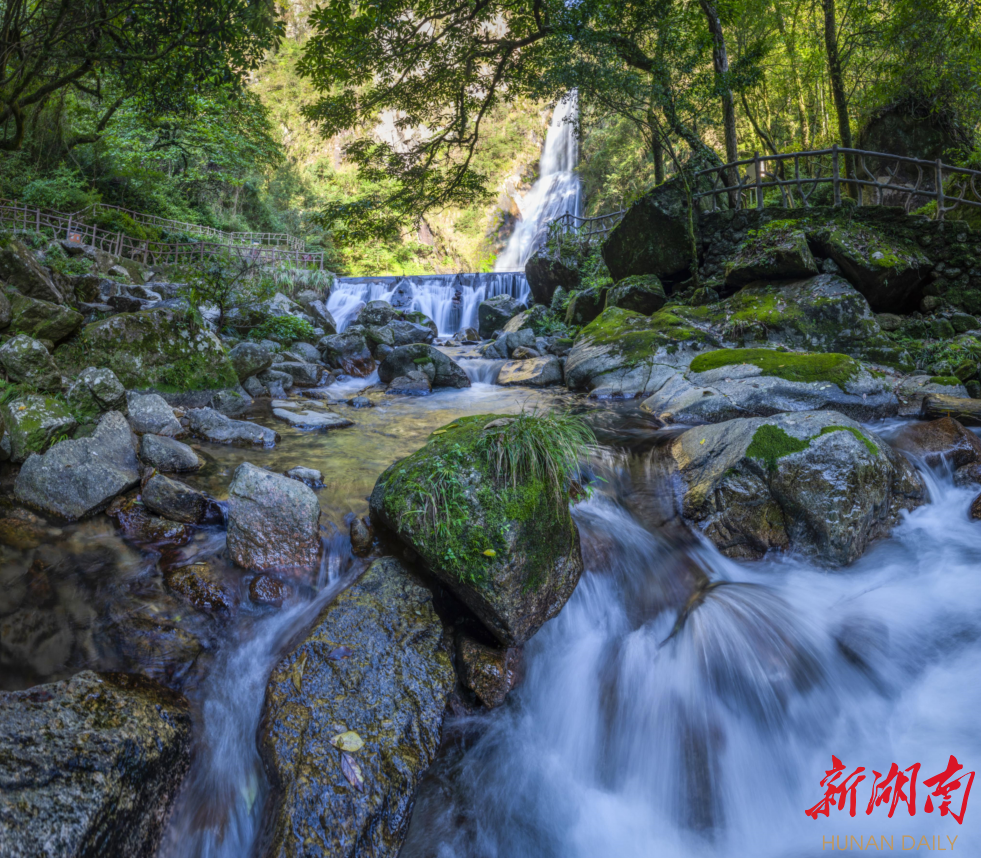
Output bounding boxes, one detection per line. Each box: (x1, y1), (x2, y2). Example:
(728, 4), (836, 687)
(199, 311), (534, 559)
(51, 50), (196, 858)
(494, 91), (583, 272)
(327, 272), (531, 335)
(3, 343), (980, 858)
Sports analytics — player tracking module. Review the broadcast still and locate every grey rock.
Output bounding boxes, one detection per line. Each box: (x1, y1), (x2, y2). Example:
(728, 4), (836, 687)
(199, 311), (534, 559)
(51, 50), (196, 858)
(6, 290), (82, 342)
(349, 396), (373, 408)
(186, 407), (279, 447)
(669, 411), (926, 566)
(0, 289), (9, 328)
(387, 319), (436, 347)
(259, 558), (454, 858)
(271, 361), (323, 386)
(606, 274), (667, 315)
(356, 299), (400, 327)
(285, 466), (324, 487)
(0, 239), (64, 303)
(306, 299), (337, 334)
(386, 371), (433, 396)
(284, 342), (322, 363)
(478, 294), (527, 339)
(66, 367), (127, 421)
(14, 411), (140, 519)
(0, 334), (61, 390)
(126, 391), (181, 436)
(140, 434), (201, 472)
(0, 394), (76, 463)
(497, 356), (563, 387)
(257, 368), (294, 395)
(0, 671), (191, 858)
(229, 341), (274, 382)
(378, 344), (470, 389)
(227, 463), (321, 572)
(724, 227), (819, 288)
(242, 375), (268, 398)
(210, 387), (253, 417)
(107, 294), (146, 313)
(142, 473), (214, 523)
(272, 408), (354, 429)
(564, 286), (609, 326)
(319, 330), (375, 377)
(524, 254), (580, 305)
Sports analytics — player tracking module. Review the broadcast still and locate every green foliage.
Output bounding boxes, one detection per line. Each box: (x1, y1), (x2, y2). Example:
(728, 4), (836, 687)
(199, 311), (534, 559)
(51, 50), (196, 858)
(179, 258), (275, 330)
(19, 166), (100, 212)
(689, 348), (861, 386)
(42, 243), (95, 277)
(249, 315), (316, 345)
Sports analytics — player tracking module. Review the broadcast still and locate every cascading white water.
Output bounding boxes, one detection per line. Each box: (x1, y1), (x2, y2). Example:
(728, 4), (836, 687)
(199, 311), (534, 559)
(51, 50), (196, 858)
(401, 452), (981, 858)
(327, 272), (530, 336)
(494, 92), (583, 272)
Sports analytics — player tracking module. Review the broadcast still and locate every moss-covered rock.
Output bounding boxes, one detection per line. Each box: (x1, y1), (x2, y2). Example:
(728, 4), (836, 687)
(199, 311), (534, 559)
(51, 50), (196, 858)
(724, 221), (819, 288)
(669, 410), (925, 566)
(6, 289), (82, 343)
(259, 557), (454, 858)
(0, 393), (76, 462)
(606, 274), (667, 315)
(564, 285), (609, 326)
(643, 349), (898, 423)
(478, 293), (526, 338)
(810, 221), (931, 312)
(565, 306), (718, 398)
(0, 237), (65, 303)
(525, 253), (581, 305)
(66, 366), (127, 423)
(369, 415), (584, 645)
(0, 671), (191, 858)
(0, 334), (62, 391)
(54, 307), (238, 395)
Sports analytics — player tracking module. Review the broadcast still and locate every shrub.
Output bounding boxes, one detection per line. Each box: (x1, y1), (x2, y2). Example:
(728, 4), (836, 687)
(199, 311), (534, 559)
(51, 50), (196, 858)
(249, 314), (316, 344)
(20, 166), (100, 213)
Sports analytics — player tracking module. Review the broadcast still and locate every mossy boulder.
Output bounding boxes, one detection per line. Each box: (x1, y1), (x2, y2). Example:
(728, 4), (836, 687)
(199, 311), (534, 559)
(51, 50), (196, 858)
(6, 289), (82, 342)
(0, 393), (76, 462)
(0, 671), (191, 858)
(669, 410), (925, 566)
(564, 285), (609, 326)
(318, 329), (375, 377)
(369, 415), (584, 645)
(0, 334), (62, 390)
(0, 237), (65, 303)
(524, 253), (581, 305)
(606, 274), (667, 315)
(478, 293), (526, 339)
(55, 307), (238, 395)
(602, 176), (694, 282)
(502, 303), (551, 335)
(724, 223), (819, 288)
(641, 348), (898, 423)
(378, 343), (470, 389)
(66, 367), (127, 422)
(259, 557), (454, 858)
(810, 222), (931, 312)
(565, 306), (718, 398)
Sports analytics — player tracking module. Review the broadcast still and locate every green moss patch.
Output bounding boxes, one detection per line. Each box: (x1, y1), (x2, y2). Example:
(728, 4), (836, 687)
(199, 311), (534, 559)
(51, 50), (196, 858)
(929, 376), (962, 386)
(817, 425), (878, 457)
(577, 306), (714, 363)
(746, 425), (811, 472)
(689, 348), (860, 386)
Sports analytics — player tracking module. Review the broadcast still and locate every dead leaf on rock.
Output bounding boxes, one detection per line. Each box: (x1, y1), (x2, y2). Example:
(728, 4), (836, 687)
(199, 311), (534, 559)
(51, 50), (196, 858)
(341, 752), (364, 791)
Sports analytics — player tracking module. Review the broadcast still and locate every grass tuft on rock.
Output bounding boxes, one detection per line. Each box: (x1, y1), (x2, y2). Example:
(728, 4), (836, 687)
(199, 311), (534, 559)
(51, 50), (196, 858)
(690, 348), (860, 386)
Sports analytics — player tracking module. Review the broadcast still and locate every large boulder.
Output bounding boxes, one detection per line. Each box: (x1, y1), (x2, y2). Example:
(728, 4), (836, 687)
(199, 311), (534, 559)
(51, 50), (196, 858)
(142, 473), (215, 524)
(502, 304), (550, 335)
(724, 225), (819, 288)
(185, 407), (278, 447)
(1, 394), (76, 463)
(606, 274), (667, 315)
(480, 328), (537, 360)
(227, 463), (322, 572)
(139, 434), (201, 472)
(0, 671), (191, 858)
(319, 330), (375, 377)
(378, 344), (471, 389)
(641, 348), (898, 423)
(305, 299), (337, 334)
(356, 300), (400, 328)
(259, 557), (454, 858)
(669, 411), (926, 566)
(0, 237), (65, 303)
(228, 341), (274, 382)
(810, 222), (931, 313)
(601, 177), (693, 282)
(892, 417), (981, 468)
(126, 391), (181, 436)
(55, 307), (239, 395)
(271, 361), (323, 387)
(14, 411), (140, 519)
(66, 367), (127, 422)
(370, 415), (584, 645)
(478, 294), (526, 339)
(564, 285), (609, 326)
(564, 307), (718, 398)
(387, 319), (436, 347)
(0, 334), (61, 390)
(6, 290), (82, 342)
(524, 254), (580, 306)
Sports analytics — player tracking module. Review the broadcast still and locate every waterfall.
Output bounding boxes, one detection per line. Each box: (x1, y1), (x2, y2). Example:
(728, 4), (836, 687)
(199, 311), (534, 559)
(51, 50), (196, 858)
(327, 272), (530, 336)
(494, 92), (583, 272)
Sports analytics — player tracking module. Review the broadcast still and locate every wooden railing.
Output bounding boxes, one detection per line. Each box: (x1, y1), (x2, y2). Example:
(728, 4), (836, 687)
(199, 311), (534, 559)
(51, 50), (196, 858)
(0, 199), (324, 269)
(692, 145), (981, 219)
(548, 209), (627, 240)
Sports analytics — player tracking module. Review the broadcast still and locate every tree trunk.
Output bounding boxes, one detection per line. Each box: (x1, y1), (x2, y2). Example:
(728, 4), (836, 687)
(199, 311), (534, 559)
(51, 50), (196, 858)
(821, 0), (855, 189)
(647, 86), (665, 184)
(699, 0), (739, 204)
(773, 1), (810, 148)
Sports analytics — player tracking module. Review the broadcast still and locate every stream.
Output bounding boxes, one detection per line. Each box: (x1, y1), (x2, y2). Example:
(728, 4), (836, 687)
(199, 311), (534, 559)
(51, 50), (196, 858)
(3, 372), (980, 857)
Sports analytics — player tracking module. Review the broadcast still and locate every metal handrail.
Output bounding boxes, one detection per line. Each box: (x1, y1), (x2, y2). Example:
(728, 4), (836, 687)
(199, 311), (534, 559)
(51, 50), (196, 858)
(0, 199), (325, 270)
(691, 145), (981, 219)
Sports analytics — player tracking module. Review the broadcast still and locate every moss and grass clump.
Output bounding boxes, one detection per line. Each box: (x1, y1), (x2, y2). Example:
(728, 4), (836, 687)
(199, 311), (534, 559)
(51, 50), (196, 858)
(747, 423), (877, 472)
(578, 306), (713, 361)
(374, 412), (593, 586)
(689, 348), (861, 386)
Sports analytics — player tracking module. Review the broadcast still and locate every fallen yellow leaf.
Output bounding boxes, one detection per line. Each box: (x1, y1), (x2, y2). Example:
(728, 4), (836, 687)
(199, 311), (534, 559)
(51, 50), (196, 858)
(330, 731), (365, 753)
(483, 549), (497, 557)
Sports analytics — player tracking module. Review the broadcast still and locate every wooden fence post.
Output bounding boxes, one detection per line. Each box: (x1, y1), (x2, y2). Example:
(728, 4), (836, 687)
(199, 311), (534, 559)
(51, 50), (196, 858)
(936, 159), (945, 221)
(832, 145), (841, 207)
(754, 152), (764, 211)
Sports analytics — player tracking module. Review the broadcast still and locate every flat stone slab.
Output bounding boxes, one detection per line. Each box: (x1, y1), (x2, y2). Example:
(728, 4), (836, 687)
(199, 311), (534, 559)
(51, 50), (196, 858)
(272, 408), (354, 430)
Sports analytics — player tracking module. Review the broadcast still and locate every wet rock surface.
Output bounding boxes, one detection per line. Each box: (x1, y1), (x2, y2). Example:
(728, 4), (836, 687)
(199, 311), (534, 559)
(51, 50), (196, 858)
(139, 434), (201, 472)
(259, 557), (455, 858)
(126, 391), (182, 436)
(186, 406), (279, 447)
(0, 671), (191, 858)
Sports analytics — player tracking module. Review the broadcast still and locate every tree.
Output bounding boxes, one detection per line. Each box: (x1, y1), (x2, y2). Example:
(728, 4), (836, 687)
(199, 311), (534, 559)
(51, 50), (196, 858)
(0, 0), (283, 151)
